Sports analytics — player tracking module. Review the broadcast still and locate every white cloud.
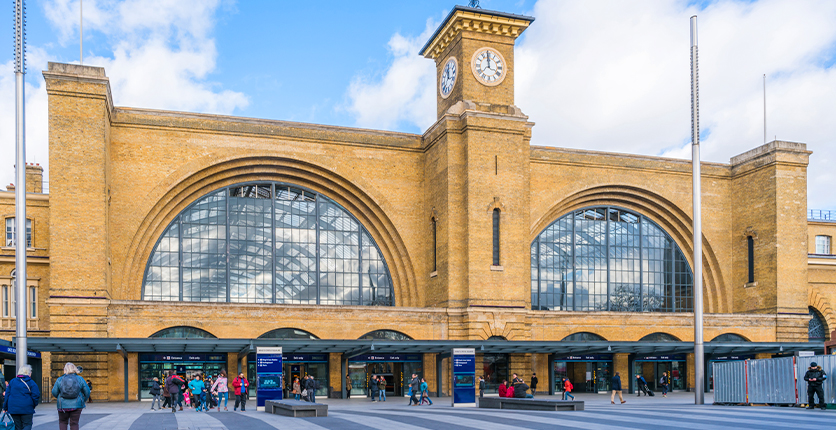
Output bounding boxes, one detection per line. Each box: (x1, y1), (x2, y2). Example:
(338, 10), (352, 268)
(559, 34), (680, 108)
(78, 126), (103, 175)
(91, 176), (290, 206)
(1, 0), (248, 189)
(346, 0), (836, 210)
(343, 19), (437, 131)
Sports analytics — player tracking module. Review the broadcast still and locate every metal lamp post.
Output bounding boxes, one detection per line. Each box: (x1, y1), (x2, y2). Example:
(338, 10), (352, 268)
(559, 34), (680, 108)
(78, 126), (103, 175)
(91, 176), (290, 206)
(14, 0), (29, 372)
(690, 15), (704, 405)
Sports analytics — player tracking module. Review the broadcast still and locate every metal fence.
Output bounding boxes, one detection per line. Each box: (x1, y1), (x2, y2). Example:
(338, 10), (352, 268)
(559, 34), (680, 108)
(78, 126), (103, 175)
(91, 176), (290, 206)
(796, 355), (836, 405)
(809, 209), (836, 222)
(747, 356), (797, 404)
(712, 360), (746, 404)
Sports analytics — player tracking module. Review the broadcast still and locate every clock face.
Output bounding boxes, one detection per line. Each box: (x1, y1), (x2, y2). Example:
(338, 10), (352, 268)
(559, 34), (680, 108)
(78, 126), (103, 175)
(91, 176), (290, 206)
(471, 47), (506, 86)
(440, 57), (457, 98)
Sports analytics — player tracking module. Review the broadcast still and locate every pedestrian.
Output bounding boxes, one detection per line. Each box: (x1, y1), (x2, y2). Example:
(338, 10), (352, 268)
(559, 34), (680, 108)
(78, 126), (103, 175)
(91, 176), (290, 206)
(478, 376), (485, 398)
(511, 373), (521, 385)
(232, 372), (248, 411)
(636, 374), (649, 397)
(51, 362), (91, 430)
(161, 378), (171, 409)
(345, 375), (352, 399)
(166, 372), (183, 413)
(498, 379), (508, 397)
(530, 373), (538, 396)
(506, 382), (515, 398)
(563, 378), (575, 400)
(0, 369), (5, 410)
(188, 375), (205, 412)
(211, 371), (228, 411)
(408, 374), (421, 406)
(513, 379), (534, 399)
(305, 375), (318, 403)
(659, 372), (669, 398)
(377, 376), (387, 402)
(149, 377), (162, 411)
(611, 372), (625, 404)
(369, 375), (379, 402)
(292, 377), (301, 401)
(2, 364), (41, 430)
(803, 361), (827, 410)
(84, 380), (92, 403)
(420, 378), (433, 405)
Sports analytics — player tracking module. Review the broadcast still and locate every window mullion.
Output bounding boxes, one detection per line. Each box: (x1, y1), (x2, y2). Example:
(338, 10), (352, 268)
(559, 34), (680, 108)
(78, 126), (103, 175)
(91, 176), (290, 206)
(571, 214), (576, 311)
(178, 217), (183, 302)
(605, 208), (610, 311)
(639, 216), (644, 312)
(271, 184), (277, 305)
(315, 196), (321, 306)
(225, 190), (231, 303)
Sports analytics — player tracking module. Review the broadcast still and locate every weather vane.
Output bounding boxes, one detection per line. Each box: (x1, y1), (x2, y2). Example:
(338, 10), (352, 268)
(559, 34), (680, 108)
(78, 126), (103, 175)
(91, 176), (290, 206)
(468, 0), (481, 9)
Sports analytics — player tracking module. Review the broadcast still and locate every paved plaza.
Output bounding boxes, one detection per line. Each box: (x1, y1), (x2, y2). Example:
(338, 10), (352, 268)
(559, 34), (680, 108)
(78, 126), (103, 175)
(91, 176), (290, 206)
(22, 392), (833, 430)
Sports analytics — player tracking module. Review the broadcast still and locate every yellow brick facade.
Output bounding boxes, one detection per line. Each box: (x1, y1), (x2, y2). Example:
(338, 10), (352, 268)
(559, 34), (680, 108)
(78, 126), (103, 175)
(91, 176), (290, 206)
(0, 7), (831, 401)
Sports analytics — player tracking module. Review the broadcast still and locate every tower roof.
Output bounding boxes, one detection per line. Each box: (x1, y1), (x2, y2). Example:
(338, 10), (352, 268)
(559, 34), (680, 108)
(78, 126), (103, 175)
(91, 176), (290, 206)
(419, 6), (534, 59)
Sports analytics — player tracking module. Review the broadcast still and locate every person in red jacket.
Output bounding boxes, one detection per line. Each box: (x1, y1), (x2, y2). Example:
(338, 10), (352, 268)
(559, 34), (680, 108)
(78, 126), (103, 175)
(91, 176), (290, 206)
(232, 373), (249, 412)
(563, 378), (575, 400)
(498, 380), (508, 397)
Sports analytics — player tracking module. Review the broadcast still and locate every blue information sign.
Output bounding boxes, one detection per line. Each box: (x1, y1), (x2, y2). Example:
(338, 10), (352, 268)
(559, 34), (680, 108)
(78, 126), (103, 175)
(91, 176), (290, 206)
(256, 347), (283, 407)
(451, 348), (476, 407)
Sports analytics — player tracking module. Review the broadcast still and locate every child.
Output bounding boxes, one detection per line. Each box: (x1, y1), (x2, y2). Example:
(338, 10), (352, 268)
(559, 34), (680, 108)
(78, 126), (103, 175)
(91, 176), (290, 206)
(563, 378), (575, 400)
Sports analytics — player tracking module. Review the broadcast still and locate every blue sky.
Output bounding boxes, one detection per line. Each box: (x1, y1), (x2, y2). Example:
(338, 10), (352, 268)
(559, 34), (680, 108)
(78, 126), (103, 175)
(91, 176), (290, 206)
(2, 0), (836, 210)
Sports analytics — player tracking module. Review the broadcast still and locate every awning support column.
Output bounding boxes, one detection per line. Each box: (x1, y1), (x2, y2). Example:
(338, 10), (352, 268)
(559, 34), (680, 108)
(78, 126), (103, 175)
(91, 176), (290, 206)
(341, 355), (348, 399)
(117, 344), (128, 402)
(548, 353), (555, 396)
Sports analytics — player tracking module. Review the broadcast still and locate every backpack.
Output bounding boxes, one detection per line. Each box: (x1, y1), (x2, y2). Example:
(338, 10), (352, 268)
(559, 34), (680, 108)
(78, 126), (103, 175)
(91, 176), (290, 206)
(60, 375), (81, 399)
(659, 377), (665, 385)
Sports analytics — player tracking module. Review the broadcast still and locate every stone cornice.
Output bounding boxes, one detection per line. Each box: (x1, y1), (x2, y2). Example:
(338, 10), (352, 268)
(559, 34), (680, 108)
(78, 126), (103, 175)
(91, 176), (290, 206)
(42, 62), (113, 113)
(420, 6), (534, 59)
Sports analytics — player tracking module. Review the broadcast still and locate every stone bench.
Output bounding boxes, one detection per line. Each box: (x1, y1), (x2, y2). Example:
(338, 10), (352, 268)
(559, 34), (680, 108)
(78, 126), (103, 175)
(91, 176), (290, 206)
(478, 397), (584, 411)
(264, 399), (328, 417)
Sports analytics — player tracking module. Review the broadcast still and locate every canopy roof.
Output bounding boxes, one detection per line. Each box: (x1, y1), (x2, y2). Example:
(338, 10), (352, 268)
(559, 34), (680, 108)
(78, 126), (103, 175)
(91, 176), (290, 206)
(24, 337), (821, 360)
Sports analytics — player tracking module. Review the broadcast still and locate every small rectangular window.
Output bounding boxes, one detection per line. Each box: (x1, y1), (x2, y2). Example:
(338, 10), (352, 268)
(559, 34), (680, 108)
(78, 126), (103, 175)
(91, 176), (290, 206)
(2, 286), (7, 318)
(492, 209), (500, 266)
(747, 236), (755, 283)
(432, 218), (437, 272)
(816, 235), (831, 255)
(29, 286), (36, 319)
(4, 218), (32, 247)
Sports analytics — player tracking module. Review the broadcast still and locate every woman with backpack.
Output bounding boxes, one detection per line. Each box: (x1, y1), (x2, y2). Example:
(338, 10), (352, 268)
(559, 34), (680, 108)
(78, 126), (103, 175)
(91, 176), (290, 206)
(660, 372), (670, 398)
(51, 362), (90, 430)
(563, 378), (575, 400)
(149, 377), (162, 411)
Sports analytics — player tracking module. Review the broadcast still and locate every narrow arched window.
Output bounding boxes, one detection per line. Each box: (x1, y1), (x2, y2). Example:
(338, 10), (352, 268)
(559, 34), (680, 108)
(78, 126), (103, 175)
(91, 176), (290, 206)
(432, 217), (437, 273)
(492, 208), (500, 266)
(747, 235), (755, 283)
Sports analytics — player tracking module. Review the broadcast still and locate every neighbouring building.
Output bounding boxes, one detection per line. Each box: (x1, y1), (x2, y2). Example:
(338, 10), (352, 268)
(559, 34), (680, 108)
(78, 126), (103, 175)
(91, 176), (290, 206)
(1, 6), (833, 401)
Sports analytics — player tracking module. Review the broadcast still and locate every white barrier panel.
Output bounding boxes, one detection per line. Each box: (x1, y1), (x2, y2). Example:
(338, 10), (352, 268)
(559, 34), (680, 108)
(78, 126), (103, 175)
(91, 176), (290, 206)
(712, 360), (746, 404)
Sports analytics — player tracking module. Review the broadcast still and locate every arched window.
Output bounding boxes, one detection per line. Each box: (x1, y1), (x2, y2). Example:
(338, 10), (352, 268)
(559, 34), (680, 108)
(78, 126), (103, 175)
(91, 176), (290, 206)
(531, 206), (693, 312)
(149, 326), (217, 339)
(639, 333), (681, 342)
(258, 328), (319, 339)
(487, 335), (507, 341)
(809, 307), (827, 342)
(142, 182), (393, 306)
(492, 209), (501, 266)
(710, 333), (749, 342)
(561, 332), (606, 342)
(358, 330), (413, 341)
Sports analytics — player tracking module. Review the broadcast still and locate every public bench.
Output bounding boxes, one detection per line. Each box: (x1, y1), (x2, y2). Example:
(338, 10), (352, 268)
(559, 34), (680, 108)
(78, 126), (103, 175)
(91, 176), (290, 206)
(264, 399), (328, 417)
(478, 397), (584, 411)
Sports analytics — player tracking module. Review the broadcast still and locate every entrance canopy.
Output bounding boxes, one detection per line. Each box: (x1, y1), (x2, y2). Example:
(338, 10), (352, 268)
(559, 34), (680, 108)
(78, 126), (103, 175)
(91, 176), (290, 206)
(23, 338), (822, 359)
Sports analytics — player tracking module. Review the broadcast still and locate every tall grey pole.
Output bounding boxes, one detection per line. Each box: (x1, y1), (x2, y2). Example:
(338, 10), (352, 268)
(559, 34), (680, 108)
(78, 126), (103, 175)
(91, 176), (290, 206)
(763, 74), (766, 143)
(690, 15), (704, 405)
(13, 0), (29, 373)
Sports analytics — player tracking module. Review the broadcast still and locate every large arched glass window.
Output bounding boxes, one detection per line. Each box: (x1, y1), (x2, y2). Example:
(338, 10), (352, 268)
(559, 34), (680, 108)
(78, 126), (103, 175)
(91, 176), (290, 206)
(531, 206), (693, 312)
(562, 332), (606, 342)
(358, 330), (413, 341)
(149, 326), (217, 338)
(639, 333), (680, 342)
(809, 307), (827, 342)
(258, 328), (319, 339)
(710, 333), (749, 342)
(142, 182), (393, 306)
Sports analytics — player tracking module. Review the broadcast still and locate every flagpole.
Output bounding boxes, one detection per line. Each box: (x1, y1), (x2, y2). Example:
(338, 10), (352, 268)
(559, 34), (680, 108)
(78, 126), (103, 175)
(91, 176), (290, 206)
(690, 15), (704, 405)
(13, 0), (29, 373)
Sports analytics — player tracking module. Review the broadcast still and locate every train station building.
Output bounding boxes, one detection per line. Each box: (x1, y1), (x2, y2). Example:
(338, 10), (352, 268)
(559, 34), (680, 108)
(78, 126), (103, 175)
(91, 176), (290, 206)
(1, 6), (834, 401)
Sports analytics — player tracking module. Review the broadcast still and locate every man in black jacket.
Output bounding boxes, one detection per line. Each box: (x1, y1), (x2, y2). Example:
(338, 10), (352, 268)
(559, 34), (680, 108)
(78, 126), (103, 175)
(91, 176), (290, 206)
(803, 362), (827, 410)
(513, 379), (534, 398)
(530, 373), (538, 396)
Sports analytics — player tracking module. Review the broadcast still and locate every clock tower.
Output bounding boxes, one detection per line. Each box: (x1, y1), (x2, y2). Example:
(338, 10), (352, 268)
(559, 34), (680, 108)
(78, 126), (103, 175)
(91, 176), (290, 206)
(420, 6), (536, 330)
(420, 6), (534, 118)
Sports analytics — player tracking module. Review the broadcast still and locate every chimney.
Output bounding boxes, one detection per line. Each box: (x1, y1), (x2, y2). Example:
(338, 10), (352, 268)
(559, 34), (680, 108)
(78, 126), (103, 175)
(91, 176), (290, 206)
(5, 183), (13, 192)
(25, 163), (43, 193)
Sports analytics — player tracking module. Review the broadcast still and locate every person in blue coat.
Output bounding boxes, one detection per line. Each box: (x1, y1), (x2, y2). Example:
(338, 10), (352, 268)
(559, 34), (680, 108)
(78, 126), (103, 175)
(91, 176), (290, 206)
(610, 372), (625, 404)
(51, 362), (91, 430)
(2, 364), (41, 430)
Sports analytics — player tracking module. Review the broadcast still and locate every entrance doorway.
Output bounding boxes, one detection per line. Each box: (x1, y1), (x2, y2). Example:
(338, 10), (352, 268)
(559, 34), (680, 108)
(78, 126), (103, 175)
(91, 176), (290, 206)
(633, 354), (687, 392)
(348, 354), (422, 397)
(553, 355), (612, 393)
(139, 353), (227, 400)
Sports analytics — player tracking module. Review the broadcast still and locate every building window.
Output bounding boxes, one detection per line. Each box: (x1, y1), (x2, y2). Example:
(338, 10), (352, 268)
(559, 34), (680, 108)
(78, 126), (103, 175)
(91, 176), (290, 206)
(531, 206), (694, 312)
(709, 333), (749, 342)
(639, 333), (681, 342)
(30, 286), (36, 319)
(492, 208), (500, 266)
(149, 326), (217, 338)
(4, 218), (32, 247)
(747, 235), (755, 283)
(561, 332), (606, 342)
(358, 330), (413, 341)
(432, 217), (437, 272)
(142, 182), (394, 306)
(809, 307), (827, 342)
(2, 285), (8, 317)
(816, 235), (831, 255)
(258, 328), (319, 339)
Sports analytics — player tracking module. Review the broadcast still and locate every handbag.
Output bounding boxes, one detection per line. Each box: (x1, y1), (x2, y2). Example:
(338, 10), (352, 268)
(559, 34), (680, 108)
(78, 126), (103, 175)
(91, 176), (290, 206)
(0, 412), (13, 430)
(301, 389), (308, 397)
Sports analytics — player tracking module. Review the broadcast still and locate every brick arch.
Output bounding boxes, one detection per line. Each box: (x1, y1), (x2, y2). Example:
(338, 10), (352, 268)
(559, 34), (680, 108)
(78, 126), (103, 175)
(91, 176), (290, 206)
(531, 185), (728, 313)
(119, 153), (418, 307)
(809, 287), (834, 340)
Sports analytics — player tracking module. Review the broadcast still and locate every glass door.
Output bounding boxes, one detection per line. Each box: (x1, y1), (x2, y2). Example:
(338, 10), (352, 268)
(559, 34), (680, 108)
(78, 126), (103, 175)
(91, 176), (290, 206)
(594, 362), (611, 392)
(553, 361), (567, 393)
(671, 361), (685, 390)
(348, 364), (367, 397)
